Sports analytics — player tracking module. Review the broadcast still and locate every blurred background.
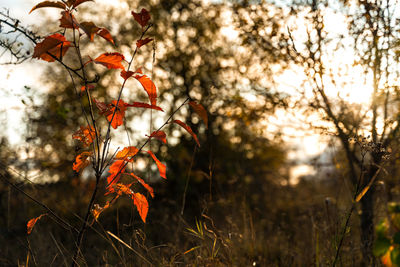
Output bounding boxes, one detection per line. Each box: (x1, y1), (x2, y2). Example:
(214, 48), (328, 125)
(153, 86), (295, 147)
(1, 0), (400, 265)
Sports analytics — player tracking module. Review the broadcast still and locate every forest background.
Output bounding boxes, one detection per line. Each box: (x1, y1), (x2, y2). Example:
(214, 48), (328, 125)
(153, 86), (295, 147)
(1, 0), (399, 266)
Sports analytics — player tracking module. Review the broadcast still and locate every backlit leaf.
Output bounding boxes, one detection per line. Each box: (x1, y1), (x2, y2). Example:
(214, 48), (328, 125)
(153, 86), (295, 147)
(129, 173), (154, 198)
(29, 1), (66, 13)
(106, 100), (127, 129)
(72, 0), (93, 8)
(131, 8), (151, 28)
(172, 119), (200, 147)
(137, 38), (153, 48)
(79, 21), (100, 41)
(134, 73), (157, 105)
(133, 193), (148, 223)
(106, 160), (126, 188)
(146, 130), (167, 144)
(189, 101), (208, 128)
(126, 102), (163, 111)
(147, 151), (166, 179)
(91, 202), (110, 221)
(73, 151), (92, 172)
(94, 52), (125, 70)
(72, 125), (95, 147)
(115, 146), (139, 160)
(33, 33), (71, 62)
(93, 98), (112, 116)
(27, 214), (46, 234)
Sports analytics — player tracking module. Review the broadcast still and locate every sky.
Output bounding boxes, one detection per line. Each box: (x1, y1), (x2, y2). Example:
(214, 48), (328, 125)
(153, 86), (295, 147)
(0, 0), (374, 183)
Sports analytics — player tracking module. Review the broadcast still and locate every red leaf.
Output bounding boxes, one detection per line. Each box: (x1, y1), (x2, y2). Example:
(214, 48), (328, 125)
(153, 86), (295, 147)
(79, 21), (100, 41)
(137, 38), (153, 48)
(132, 193), (148, 223)
(107, 183), (134, 196)
(131, 8), (151, 28)
(59, 11), (79, 29)
(29, 1), (66, 13)
(120, 70), (134, 80)
(115, 146), (139, 160)
(72, 125), (96, 147)
(146, 130), (167, 144)
(72, 0), (93, 8)
(97, 28), (114, 45)
(189, 101), (208, 128)
(73, 151), (92, 172)
(129, 173), (154, 198)
(33, 33), (71, 62)
(147, 151), (166, 179)
(172, 120), (200, 147)
(27, 214), (46, 234)
(106, 100), (127, 129)
(93, 98), (112, 116)
(126, 102), (163, 111)
(94, 52), (125, 70)
(134, 73), (157, 105)
(106, 160), (126, 188)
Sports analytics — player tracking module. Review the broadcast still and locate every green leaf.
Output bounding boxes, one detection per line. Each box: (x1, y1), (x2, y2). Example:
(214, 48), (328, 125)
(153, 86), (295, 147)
(374, 236), (391, 257)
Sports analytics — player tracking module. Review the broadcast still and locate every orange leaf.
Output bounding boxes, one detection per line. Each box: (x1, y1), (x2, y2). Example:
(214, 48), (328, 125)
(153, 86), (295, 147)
(146, 130), (167, 144)
(94, 52), (125, 70)
(72, 125), (96, 147)
(91, 202), (110, 221)
(147, 151), (166, 179)
(126, 102), (163, 111)
(120, 70), (134, 80)
(106, 100), (127, 129)
(129, 173), (154, 198)
(79, 21), (100, 41)
(131, 8), (151, 28)
(189, 101), (208, 128)
(115, 146), (139, 160)
(107, 183), (134, 196)
(33, 33), (71, 62)
(133, 193), (148, 223)
(97, 28), (114, 45)
(27, 214), (46, 234)
(73, 151), (92, 172)
(106, 160), (126, 188)
(134, 73), (157, 105)
(59, 11), (79, 29)
(29, 1), (66, 13)
(137, 38), (153, 48)
(172, 120), (200, 147)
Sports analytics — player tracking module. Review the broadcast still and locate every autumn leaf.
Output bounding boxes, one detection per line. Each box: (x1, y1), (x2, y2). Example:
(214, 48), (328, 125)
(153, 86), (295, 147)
(107, 183), (134, 196)
(126, 102), (163, 111)
(147, 151), (166, 179)
(106, 160), (126, 188)
(79, 21), (100, 41)
(27, 214), (46, 234)
(72, 125), (96, 147)
(97, 28), (114, 45)
(146, 130), (167, 144)
(71, 0), (93, 8)
(134, 73), (157, 105)
(93, 98), (112, 116)
(137, 38), (153, 48)
(129, 173), (154, 198)
(172, 119), (200, 147)
(131, 8), (151, 28)
(59, 11), (79, 29)
(189, 101), (208, 128)
(106, 100), (127, 129)
(91, 202), (110, 221)
(33, 33), (71, 62)
(132, 193), (149, 223)
(29, 1), (66, 14)
(73, 151), (92, 172)
(115, 146), (139, 160)
(120, 70), (134, 80)
(94, 52), (125, 70)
